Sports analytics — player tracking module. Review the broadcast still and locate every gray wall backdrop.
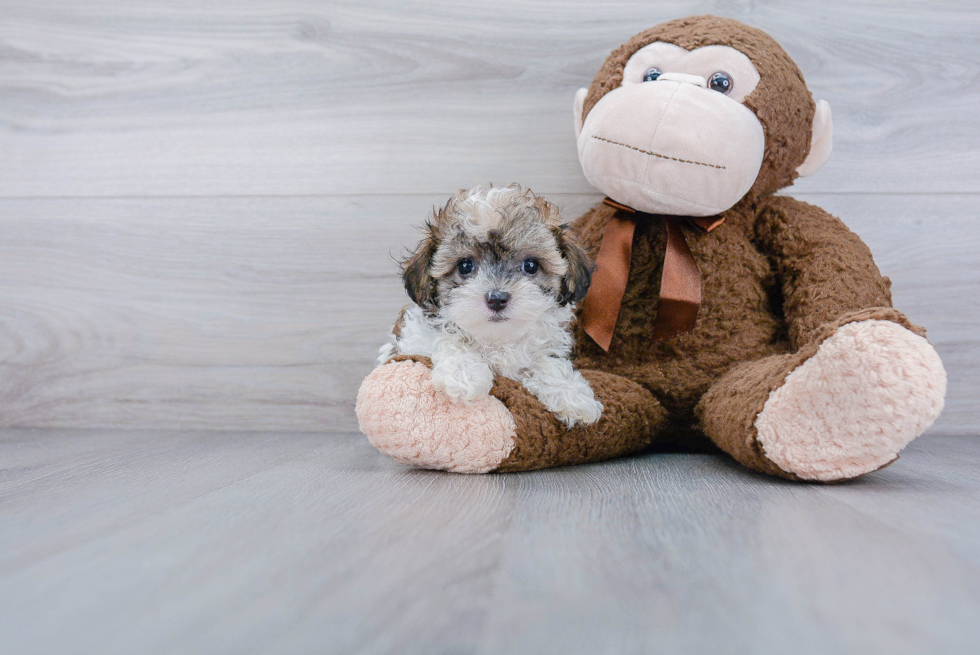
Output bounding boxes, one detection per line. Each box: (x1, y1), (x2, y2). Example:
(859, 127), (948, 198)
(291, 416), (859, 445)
(0, 0), (977, 434)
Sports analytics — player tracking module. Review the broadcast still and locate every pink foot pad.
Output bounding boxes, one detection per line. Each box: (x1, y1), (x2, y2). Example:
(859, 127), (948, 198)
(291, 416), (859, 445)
(756, 320), (946, 481)
(355, 360), (517, 473)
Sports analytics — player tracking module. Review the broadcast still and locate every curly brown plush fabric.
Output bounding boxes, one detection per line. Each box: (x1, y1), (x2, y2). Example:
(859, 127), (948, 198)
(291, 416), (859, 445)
(492, 370), (667, 471)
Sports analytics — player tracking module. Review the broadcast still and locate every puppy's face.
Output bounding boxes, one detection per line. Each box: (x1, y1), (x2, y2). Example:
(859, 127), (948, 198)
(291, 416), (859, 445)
(402, 185), (593, 341)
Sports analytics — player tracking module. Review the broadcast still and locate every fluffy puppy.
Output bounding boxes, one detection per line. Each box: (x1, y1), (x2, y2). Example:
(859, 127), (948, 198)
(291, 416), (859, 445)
(378, 183), (603, 428)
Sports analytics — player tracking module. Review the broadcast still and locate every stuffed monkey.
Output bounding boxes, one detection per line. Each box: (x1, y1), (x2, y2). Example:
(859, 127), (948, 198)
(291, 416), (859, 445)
(356, 15), (946, 481)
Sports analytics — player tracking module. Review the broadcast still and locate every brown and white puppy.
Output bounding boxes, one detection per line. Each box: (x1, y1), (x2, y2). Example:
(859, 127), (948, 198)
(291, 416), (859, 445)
(378, 184), (602, 427)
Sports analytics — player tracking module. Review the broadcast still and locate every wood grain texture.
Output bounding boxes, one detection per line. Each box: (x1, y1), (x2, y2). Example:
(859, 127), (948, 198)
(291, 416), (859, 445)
(0, 429), (978, 654)
(0, 1), (976, 431)
(1, 0), (978, 197)
(0, 193), (975, 433)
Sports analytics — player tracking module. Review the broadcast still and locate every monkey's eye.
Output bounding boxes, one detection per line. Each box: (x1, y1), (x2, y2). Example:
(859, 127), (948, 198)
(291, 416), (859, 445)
(456, 258), (475, 276)
(521, 258), (539, 275)
(642, 67), (662, 82)
(708, 71), (733, 95)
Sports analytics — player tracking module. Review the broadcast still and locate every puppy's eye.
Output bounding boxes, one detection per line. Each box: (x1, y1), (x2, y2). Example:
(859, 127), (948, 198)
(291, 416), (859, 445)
(643, 67), (662, 82)
(456, 258), (475, 276)
(708, 71), (733, 94)
(521, 258), (539, 275)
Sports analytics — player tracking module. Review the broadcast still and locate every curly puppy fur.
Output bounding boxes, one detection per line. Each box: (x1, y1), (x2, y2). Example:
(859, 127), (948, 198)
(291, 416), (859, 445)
(379, 184), (602, 428)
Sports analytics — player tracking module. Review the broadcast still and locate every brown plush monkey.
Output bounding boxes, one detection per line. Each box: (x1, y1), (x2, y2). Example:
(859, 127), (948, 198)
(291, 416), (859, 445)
(356, 15), (946, 481)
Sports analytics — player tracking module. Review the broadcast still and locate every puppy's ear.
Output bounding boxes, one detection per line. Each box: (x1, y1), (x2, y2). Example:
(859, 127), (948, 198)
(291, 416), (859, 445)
(402, 230), (439, 310)
(555, 225), (595, 306)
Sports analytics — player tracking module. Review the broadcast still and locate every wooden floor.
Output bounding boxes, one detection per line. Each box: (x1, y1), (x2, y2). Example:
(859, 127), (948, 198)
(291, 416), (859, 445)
(1, 1), (979, 652)
(1, 430), (979, 654)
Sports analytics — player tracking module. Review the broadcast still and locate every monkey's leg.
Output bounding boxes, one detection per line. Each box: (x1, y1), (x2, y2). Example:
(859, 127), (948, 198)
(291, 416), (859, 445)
(356, 355), (666, 473)
(696, 317), (946, 482)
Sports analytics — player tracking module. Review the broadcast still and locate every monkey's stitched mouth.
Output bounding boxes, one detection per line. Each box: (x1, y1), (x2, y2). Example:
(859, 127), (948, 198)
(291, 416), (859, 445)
(487, 316), (509, 323)
(592, 135), (726, 170)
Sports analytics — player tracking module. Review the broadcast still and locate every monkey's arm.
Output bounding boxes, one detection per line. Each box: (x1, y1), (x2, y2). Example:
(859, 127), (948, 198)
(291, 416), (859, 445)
(753, 195), (925, 348)
(491, 368), (660, 470)
(355, 355), (665, 473)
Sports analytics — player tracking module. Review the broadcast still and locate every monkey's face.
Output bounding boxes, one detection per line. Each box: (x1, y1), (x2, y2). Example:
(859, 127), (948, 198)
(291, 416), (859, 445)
(574, 19), (835, 216)
(576, 42), (766, 217)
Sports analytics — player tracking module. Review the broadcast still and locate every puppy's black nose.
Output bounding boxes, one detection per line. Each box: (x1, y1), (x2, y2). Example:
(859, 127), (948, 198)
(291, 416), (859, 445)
(485, 290), (510, 312)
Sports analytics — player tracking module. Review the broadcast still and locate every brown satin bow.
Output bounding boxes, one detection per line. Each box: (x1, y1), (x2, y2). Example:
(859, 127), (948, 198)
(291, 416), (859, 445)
(580, 198), (724, 352)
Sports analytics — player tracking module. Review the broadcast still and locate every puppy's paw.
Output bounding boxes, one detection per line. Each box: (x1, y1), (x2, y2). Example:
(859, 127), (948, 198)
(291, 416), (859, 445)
(431, 360), (495, 402)
(553, 391), (604, 428)
(523, 367), (604, 428)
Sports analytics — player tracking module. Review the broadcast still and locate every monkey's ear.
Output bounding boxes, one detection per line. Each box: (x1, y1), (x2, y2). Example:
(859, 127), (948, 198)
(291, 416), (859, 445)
(556, 227), (595, 306)
(797, 100), (833, 177)
(402, 235), (439, 310)
(573, 88), (588, 139)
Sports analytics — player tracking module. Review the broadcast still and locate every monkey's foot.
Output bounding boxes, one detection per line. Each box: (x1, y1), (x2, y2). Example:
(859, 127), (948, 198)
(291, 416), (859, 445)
(755, 320), (946, 481)
(355, 358), (516, 474)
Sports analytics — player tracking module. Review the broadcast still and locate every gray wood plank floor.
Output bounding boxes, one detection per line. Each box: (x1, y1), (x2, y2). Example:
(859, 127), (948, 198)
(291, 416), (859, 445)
(1, 429), (978, 655)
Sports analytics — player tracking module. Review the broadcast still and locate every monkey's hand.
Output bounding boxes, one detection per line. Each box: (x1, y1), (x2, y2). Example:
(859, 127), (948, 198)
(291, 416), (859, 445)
(356, 356), (518, 473)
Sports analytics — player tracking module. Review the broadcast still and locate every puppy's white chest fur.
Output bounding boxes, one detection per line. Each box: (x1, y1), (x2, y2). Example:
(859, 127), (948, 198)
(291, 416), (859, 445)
(379, 303), (602, 428)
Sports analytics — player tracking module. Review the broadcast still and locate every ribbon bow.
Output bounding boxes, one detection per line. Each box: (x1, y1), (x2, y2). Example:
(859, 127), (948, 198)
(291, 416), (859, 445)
(580, 198), (724, 351)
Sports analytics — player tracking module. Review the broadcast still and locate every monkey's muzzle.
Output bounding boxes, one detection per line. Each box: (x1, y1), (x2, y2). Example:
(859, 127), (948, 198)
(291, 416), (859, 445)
(577, 80), (765, 217)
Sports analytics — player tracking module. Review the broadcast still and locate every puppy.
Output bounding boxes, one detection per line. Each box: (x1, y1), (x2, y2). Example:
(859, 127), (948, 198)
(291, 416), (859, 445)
(378, 183), (603, 428)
